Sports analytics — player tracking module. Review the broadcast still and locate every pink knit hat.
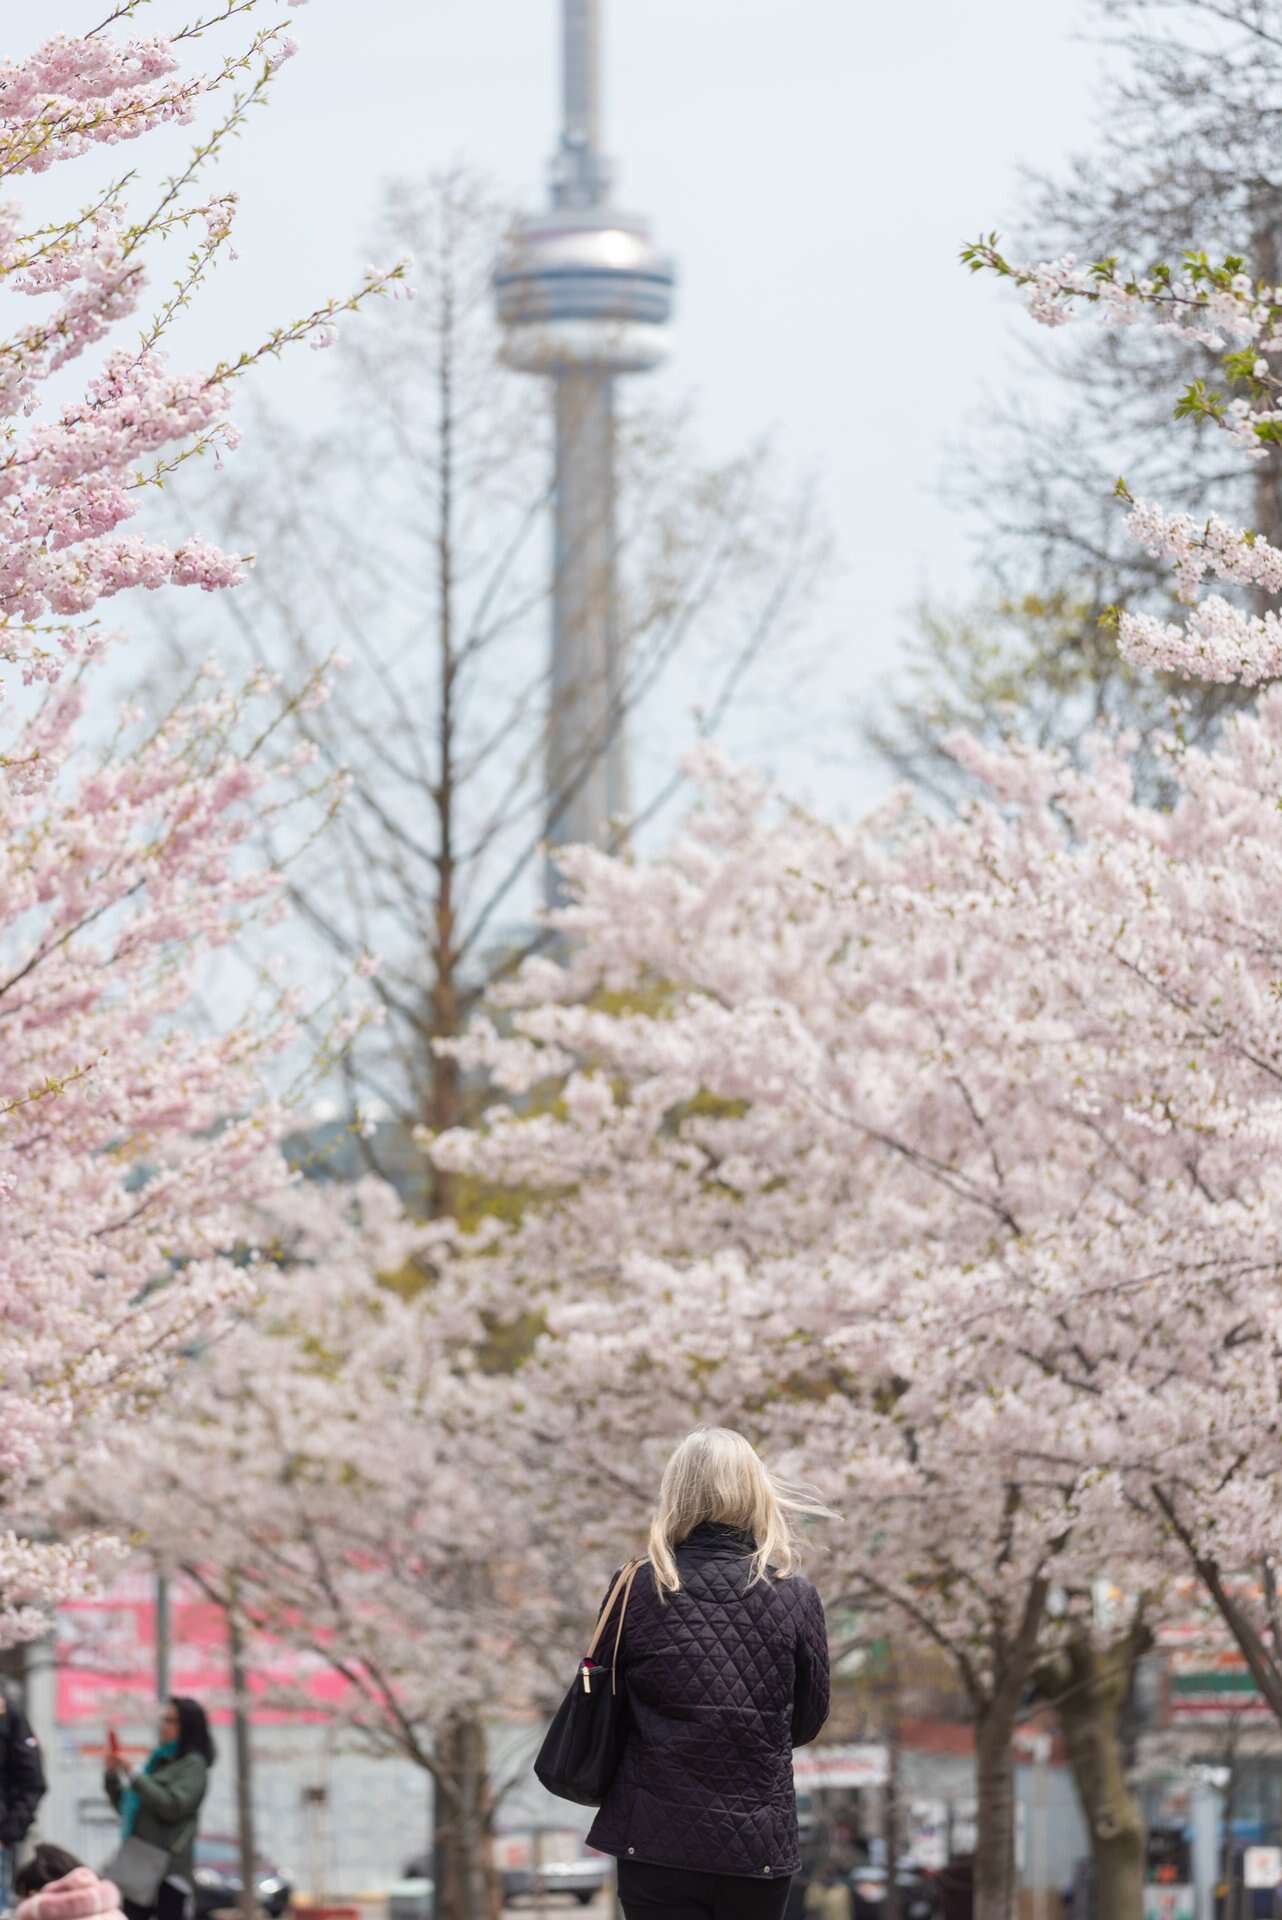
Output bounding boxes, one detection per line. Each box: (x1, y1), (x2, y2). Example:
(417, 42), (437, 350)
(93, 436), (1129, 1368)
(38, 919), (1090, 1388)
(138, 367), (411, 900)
(16, 1868), (126, 1920)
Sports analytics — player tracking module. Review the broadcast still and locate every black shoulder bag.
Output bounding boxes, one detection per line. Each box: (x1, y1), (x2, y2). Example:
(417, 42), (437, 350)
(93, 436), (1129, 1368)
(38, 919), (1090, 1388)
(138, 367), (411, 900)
(534, 1559), (643, 1807)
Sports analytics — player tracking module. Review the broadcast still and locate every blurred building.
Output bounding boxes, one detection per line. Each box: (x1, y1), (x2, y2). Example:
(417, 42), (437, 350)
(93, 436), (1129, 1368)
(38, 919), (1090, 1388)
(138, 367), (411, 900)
(21, 1585), (582, 1897)
(1132, 1612), (1282, 1920)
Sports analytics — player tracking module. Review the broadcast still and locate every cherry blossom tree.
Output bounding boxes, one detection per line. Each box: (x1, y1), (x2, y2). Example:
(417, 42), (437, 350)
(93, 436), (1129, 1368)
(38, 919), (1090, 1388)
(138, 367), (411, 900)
(961, 0), (1282, 615)
(0, 4), (403, 1640)
(962, 233), (1282, 1716)
(964, 240), (1282, 684)
(270, 202), (1282, 1920)
(870, 4), (1282, 823)
(410, 650), (1282, 1920)
(67, 1174), (619, 1920)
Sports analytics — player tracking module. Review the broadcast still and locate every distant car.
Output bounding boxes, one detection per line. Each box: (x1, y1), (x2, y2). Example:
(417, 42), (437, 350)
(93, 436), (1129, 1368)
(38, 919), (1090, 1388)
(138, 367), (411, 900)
(391, 1856), (434, 1920)
(400, 1837), (604, 1909)
(848, 1865), (941, 1920)
(191, 1836), (292, 1919)
(495, 1829), (609, 1909)
(386, 1871), (433, 1920)
(502, 1854), (607, 1907)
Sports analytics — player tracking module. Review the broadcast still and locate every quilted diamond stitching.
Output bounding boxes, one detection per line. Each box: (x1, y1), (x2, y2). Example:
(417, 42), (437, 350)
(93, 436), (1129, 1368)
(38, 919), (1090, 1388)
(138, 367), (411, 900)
(586, 1532), (830, 1880)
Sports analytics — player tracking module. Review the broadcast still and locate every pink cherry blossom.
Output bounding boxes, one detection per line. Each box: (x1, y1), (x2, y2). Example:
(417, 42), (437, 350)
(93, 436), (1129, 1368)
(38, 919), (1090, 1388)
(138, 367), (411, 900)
(0, 6), (403, 1641)
(414, 695), (1282, 1918)
(969, 238), (1282, 686)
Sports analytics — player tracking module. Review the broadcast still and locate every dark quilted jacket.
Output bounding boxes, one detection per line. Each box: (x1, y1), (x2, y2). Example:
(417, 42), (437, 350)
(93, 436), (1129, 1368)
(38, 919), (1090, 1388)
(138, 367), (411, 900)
(0, 1695), (45, 1847)
(586, 1522), (830, 1881)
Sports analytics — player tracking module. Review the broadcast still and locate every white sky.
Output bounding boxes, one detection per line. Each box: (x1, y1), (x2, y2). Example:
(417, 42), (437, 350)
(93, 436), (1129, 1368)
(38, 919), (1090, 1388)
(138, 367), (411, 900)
(11, 0), (1103, 820)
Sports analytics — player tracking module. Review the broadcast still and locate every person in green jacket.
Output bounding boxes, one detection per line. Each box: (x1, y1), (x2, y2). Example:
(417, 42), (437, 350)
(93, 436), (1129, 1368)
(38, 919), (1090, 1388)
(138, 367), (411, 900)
(105, 1698), (215, 1920)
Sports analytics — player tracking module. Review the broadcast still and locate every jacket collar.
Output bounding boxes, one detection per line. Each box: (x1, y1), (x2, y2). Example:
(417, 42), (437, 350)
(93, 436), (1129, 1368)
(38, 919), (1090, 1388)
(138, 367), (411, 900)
(679, 1521), (757, 1557)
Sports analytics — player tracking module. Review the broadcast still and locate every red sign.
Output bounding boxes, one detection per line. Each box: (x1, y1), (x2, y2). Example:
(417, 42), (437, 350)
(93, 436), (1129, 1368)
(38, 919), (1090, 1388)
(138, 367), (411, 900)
(57, 1573), (350, 1726)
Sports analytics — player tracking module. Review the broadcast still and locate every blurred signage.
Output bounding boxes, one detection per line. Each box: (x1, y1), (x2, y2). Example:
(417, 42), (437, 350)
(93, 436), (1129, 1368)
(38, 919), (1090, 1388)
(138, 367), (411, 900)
(1167, 1659), (1271, 1723)
(792, 1744), (889, 1788)
(1143, 1890), (1194, 1920)
(493, 1833), (581, 1870)
(1159, 1589), (1271, 1722)
(56, 1571), (350, 1726)
(1245, 1849), (1282, 1890)
(906, 1799), (975, 1870)
(908, 1801), (947, 1871)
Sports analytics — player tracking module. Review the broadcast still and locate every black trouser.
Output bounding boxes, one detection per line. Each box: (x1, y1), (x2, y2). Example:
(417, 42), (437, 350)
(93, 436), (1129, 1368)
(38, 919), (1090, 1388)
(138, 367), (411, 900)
(618, 1859), (793, 1920)
(124, 1885), (191, 1920)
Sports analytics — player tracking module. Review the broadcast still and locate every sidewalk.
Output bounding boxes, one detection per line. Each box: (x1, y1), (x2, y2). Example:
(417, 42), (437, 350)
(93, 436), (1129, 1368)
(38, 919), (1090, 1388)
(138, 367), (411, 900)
(502, 1898), (611, 1918)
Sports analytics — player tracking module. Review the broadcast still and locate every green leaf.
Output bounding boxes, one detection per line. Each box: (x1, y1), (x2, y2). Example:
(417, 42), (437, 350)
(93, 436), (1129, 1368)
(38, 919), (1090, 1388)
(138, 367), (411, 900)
(1174, 378), (1225, 423)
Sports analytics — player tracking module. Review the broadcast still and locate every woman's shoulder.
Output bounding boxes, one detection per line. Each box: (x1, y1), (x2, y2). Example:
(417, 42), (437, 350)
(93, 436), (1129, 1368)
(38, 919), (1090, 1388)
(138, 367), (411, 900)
(772, 1570), (824, 1611)
(594, 1557), (654, 1627)
(602, 1556), (651, 1595)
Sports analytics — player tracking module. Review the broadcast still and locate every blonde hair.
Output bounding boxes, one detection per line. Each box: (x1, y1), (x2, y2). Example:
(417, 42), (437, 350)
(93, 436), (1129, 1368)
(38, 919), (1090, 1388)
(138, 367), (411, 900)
(647, 1427), (835, 1594)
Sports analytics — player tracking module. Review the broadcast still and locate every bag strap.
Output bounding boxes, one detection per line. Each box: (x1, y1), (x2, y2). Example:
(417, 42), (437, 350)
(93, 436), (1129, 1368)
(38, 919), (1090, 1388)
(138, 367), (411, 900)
(585, 1558), (645, 1696)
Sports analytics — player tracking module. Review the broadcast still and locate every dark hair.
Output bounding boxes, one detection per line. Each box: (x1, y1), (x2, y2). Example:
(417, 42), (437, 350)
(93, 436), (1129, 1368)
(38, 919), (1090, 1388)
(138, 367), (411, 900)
(15, 1845), (82, 1896)
(170, 1696), (216, 1766)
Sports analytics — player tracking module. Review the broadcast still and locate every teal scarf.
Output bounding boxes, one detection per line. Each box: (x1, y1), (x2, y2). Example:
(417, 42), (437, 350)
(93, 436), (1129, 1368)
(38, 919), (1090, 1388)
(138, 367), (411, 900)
(120, 1740), (177, 1838)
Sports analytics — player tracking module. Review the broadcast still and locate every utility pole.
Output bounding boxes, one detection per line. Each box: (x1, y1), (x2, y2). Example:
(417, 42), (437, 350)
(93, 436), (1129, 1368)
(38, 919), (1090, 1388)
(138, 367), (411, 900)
(881, 1646), (902, 1920)
(155, 1574), (171, 1704)
(494, 0), (676, 902)
(226, 1580), (258, 1920)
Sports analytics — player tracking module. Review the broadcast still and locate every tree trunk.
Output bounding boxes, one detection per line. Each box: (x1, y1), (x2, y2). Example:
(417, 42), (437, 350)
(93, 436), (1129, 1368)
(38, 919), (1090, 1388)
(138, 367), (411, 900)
(1040, 1625), (1148, 1920)
(226, 1592), (259, 1920)
(1218, 1711), (1244, 1920)
(432, 1715), (499, 1920)
(883, 1650), (902, 1920)
(967, 1566), (1049, 1920)
(424, 254), (496, 1920)
(426, 225), (461, 1223)
(974, 1703), (1019, 1920)
(1220, 1765), (1237, 1920)
(1252, 208), (1282, 609)
(1152, 1490), (1282, 1725)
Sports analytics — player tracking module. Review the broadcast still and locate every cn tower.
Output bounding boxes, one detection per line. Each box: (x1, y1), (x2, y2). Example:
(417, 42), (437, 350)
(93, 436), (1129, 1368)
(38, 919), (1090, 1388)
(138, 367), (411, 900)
(494, 0), (676, 901)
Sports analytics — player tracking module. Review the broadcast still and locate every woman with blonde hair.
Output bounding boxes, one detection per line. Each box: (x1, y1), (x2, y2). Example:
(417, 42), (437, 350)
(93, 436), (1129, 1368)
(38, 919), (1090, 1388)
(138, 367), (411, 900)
(587, 1427), (832, 1920)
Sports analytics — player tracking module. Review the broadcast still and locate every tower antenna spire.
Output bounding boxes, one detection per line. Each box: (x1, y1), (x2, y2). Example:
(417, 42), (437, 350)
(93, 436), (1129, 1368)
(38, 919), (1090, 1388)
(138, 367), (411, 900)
(557, 0), (607, 207)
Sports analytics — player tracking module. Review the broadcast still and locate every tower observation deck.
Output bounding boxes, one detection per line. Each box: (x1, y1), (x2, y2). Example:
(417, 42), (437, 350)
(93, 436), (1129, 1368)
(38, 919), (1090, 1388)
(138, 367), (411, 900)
(493, 0), (676, 899)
